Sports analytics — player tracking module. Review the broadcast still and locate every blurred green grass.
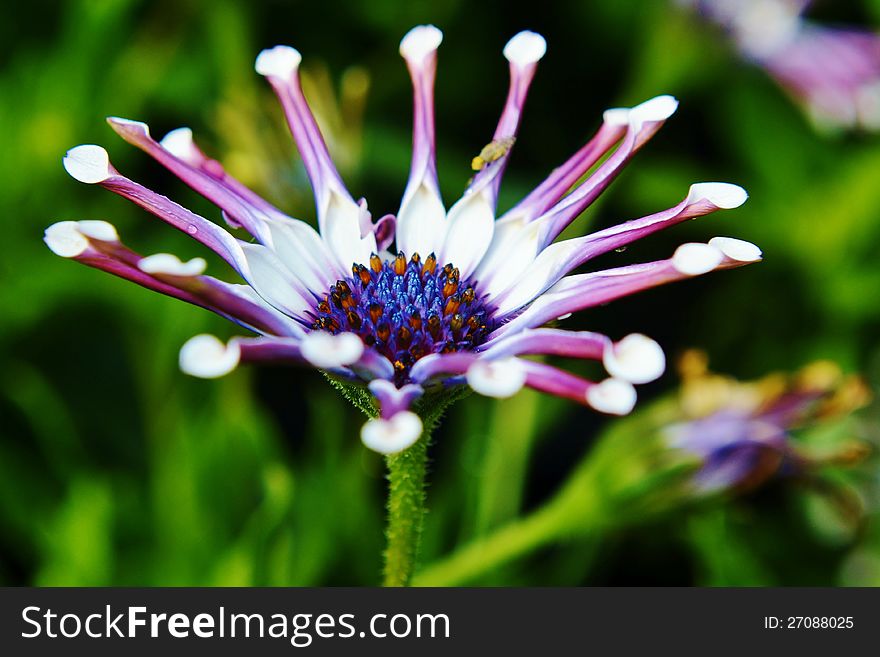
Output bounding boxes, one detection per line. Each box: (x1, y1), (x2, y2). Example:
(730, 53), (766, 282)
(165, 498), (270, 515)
(1, 0), (879, 586)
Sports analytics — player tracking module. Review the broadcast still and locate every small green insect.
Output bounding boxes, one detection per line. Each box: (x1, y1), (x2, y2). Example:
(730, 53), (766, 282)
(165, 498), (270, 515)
(471, 136), (516, 171)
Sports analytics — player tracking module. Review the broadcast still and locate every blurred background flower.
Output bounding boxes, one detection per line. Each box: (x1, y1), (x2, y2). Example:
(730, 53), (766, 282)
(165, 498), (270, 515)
(667, 350), (871, 493)
(2, 0), (880, 586)
(414, 353), (874, 586)
(682, 0), (880, 131)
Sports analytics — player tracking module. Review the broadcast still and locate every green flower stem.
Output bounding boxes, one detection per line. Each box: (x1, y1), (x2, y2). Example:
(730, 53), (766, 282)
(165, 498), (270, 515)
(412, 496), (578, 586)
(379, 385), (470, 587)
(382, 433), (430, 586)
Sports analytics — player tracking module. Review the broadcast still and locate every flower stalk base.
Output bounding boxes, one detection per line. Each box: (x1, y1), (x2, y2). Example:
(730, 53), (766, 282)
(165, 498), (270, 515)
(383, 435), (430, 586)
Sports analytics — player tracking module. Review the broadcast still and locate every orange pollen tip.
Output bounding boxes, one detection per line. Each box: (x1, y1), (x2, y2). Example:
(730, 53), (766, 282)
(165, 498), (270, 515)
(346, 310), (362, 329)
(444, 295), (461, 316)
(442, 280), (459, 298)
(394, 252), (407, 275)
(422, 254), (437, 276)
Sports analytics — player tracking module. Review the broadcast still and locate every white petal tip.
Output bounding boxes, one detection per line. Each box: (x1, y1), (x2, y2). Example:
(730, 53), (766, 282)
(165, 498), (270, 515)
(630, 94), (679, 124)
(255, 45), (302, 78)
(672, 242), (724, 275)
(399, 25), (443, 61)
(466, 357), (527, 399)
(603, 334), (666, 384)
(160, 127), (197, 160)
(179, 335), (240, 379)
(44, 221), (88, 257)
(708, 236), (763, 262)
(361, 411), (423, 455)
(586, 378), (637, 415)
(107, 117), (150, 137)
(689, 182), (748, 209)
(138, 253), (207, 277)
(301, 331), (364, 369)
(77, 219), (118, 242)
(44, 220), (118, 258)
(63, 144), (111, 184)
(603, 108), (631, 126)
(503, 31), (546, 66)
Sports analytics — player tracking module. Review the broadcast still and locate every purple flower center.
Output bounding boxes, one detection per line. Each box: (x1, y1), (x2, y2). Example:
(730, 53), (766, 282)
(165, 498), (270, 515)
(311, 252), (495, 382)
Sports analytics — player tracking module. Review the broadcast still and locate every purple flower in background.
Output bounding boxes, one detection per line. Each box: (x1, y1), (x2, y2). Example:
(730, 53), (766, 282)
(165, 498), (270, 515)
(665, 353), (871, 492)
(685, 0), (880, 130)
(47, 26), (759, 454)
(667, 408), (795, 491)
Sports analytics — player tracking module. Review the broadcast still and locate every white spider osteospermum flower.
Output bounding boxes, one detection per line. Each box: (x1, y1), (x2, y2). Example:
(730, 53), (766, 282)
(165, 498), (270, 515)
(47, 26), (760, 454)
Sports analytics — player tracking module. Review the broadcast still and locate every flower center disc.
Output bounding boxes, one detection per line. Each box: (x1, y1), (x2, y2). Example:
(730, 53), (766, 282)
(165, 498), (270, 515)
(311, 252), (494, 383)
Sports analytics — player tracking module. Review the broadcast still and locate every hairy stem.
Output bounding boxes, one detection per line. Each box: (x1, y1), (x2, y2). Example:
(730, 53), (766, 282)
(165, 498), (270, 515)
(383, 433), (430, 586)
(380, 386), (471, 586)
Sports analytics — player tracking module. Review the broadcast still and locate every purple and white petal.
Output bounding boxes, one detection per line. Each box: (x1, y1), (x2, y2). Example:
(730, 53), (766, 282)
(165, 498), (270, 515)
(351, 348), (396, 382)
(470, 218), (545, 299)
(496, 110), (629, 227)
(107, 118), (344, 287)
(396, 25), (447, 258)
(472, 98), (673, 296)
(465, 31), (546, 207)
(179, 334), (242, 378)
(409, 352), (480, 384)
(490, 239), (761, 339)
(138, 253), (207, 277)
(519, 360), (637, 415)
(534, 95), (680, 247)
(106, 118), (275, 243)
(465, 357), (528, 398)
(262, 220), (341, 293)
(369, 380), (424, 419)
(439, 32), (545, 280)
(602, 333), (666, 384)
(437, 188), (496, 279)
(44, 219), (119, 257)
(481, 328), (609, 360)
(45, 221), (305, 336)
(708, 236), (764, 263)
(159, 126), (292, 222)
(255, 45), (377, 267)
(237, 242), (317, 318)
(372, 213), (397, 252)
(63, 145), (247, 270)
(179, 334), (307, 378)
(361, 410), (423, 454)
(491, 182), (748, 315)
(585, 377), (639, 415)
(300, 331), (364, 370)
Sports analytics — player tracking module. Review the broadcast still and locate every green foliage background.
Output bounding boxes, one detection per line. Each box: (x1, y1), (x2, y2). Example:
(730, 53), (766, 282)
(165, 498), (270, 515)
(1, 0), (880, 585)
